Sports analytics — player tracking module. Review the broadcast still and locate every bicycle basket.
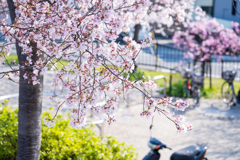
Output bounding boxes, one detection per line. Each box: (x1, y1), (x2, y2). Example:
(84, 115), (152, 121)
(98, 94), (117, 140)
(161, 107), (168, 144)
(191, 74), (204, 87)
(180, 70), (191, 78)
(222, 70), (237, 82)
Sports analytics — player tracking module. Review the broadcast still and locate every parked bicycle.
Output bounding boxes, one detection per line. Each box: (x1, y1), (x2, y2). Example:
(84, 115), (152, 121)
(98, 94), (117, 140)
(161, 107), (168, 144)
(178, 65), (205, 104)
(221, 69), (240, 105)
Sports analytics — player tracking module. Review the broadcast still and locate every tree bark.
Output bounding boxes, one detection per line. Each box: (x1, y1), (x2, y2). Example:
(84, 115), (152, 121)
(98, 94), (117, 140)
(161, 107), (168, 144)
(132, 24), (141, 71)
(7, 1), (43, 159)
(133, 24), (141, 42)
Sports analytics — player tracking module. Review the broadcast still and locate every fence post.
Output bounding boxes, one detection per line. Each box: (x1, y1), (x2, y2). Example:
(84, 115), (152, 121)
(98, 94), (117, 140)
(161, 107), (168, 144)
(221, 59), (224, 78)
(206, 61), (209, 76)
(201, 61), (205, 88)
(155, 43), (158, 71)
(169, 69), (172, 94)
(209, 59), (212, 89)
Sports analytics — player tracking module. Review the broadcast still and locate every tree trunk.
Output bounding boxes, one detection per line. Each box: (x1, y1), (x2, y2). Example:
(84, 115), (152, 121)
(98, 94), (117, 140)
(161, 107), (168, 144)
(133, 24), (141, 71)
(7, 1), (43, 159)
(209, 59), (212, 89)
(133, 24), (141, 42)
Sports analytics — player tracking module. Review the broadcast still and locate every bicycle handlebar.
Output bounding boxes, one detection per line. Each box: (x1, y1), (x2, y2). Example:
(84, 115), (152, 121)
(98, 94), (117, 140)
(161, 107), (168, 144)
(166, 147), (172, 150)
(161, 146), (172, 150)
(181, 65), (201, 73)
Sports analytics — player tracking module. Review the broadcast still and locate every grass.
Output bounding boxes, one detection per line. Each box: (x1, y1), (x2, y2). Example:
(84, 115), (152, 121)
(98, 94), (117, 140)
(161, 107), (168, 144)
(141, 69), (240, 99)
(142, 69), (185, 97)
(4, 55), (240, 99)
(4, 54), (19, 64)
(4, 55), (69, 70)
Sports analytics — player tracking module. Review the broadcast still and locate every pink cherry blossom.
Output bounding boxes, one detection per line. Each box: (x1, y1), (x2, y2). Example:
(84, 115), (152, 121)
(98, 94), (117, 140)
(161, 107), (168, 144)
(195, 6), (203, 14)
(104, 115), (117, 125)
(140, 110), (154, 118)
(44, 119), (56, 128)
(174, 115), (186, 125)
(175, 99), (189, 111)
(158, 97), (172, 107)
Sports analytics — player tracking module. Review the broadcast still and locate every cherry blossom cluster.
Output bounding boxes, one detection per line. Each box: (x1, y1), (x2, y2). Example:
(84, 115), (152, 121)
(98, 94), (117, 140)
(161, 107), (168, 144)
(173, 18), (240, 61)
(140, 97), (190, 133)
(0, 0), (191, 133)
(231, 21), (240, 35)
(174, 115), (186, 125)
(175, 99), (189, 111)
(144, 79), (156, 90)
(140, 37), (152, 48)
(104, 115), (117, 125)
(44, 119), (56, 128)
(177, 124), (193, 134)
(158, 97), (172, 107)
(163, 103), (192, 134)
(0, 0), (8, 24)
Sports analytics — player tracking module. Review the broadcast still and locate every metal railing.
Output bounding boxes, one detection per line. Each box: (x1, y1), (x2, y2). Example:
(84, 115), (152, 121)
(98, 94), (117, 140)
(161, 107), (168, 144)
(151, 75), (167, 97)
(138, 42), (240, 82)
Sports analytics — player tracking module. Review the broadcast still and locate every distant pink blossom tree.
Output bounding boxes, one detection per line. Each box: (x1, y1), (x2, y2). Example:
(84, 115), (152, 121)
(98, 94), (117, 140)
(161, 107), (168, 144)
(146, 0), (199, 37)
(173, 18), (240, 62)
(132, 0), (204, 41)
(173, 18), (240, 88)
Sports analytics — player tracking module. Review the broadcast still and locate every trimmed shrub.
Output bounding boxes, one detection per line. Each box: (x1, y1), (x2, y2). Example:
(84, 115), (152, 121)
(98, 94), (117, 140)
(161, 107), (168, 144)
(0, 107), (137, 160)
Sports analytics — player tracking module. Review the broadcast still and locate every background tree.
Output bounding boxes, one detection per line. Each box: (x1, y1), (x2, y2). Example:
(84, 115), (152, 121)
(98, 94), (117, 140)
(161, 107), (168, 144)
(132, 0), (199, 42)
(173, 18), (240, 63)
(172, 18), (240, 87)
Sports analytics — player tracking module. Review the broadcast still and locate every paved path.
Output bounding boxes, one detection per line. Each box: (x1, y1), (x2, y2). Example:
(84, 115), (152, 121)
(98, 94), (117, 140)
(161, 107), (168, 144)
(103, 98), (240, 160)
(1, 67), (240, 160)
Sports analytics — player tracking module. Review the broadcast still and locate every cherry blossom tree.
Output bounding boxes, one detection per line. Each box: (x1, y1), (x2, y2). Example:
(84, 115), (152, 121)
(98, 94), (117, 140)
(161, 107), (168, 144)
(173, 18), (240, 62)
(147, 0), (198, 37)
(172, 18), (240, 88)
(1, 0), (191, 159)
(132, 0), (201, 42)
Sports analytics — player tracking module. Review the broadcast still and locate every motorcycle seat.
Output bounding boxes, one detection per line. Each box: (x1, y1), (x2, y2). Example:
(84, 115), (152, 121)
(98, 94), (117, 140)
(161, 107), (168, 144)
(170, 145), (200, 160)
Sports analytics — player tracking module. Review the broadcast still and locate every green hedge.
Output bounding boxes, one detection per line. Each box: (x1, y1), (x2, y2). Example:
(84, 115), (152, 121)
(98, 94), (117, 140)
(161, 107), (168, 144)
(0, 107), (137, 160)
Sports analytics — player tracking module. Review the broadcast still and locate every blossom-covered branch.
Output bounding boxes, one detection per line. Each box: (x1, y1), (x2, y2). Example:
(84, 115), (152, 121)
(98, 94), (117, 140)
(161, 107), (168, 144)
(0, 0), (191, 133)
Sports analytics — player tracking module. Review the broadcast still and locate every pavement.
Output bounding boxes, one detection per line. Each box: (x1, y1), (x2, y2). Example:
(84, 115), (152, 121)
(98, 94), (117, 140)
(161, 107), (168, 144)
(1, 67), (240, 160)
(102, 98), (240, 160)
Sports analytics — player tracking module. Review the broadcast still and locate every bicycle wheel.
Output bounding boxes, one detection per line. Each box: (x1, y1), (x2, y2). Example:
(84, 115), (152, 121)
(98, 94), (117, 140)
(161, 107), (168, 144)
(183, 81), (189, 98)
(221, 81), (234, 104)
(192, 86), (200, 104)
(237, 90), (240, 104)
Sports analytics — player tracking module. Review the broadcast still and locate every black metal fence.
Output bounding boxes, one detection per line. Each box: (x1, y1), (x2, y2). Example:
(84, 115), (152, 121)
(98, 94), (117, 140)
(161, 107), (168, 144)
(137, 42), (240, 82)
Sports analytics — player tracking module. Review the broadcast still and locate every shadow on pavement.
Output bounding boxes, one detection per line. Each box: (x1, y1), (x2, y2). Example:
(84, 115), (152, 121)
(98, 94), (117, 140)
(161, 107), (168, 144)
(198, 100), (240, 120)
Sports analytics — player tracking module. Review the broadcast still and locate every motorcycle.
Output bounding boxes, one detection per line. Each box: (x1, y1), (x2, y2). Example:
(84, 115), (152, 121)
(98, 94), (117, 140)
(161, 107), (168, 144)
(143, 125), (208, 160)
(143, 138), (208, 160)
